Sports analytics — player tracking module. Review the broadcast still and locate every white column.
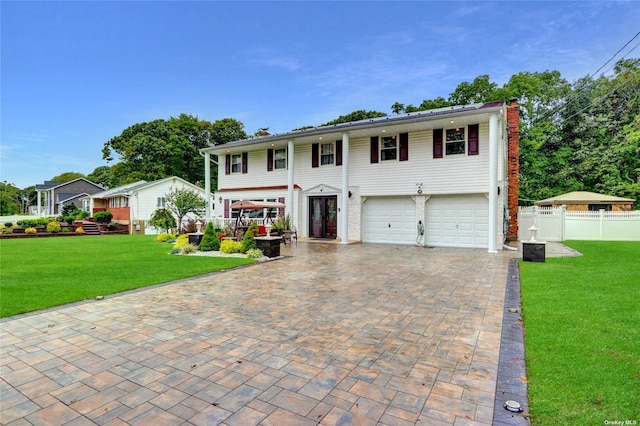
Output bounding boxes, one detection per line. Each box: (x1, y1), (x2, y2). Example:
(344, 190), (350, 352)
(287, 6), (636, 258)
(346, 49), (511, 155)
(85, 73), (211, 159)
(204, 152), (212, 219)
(37, 190), (42, 216)
(287, 140), (295, 221)
(341, 133), (350, 244)
(488, 113), (499, 253)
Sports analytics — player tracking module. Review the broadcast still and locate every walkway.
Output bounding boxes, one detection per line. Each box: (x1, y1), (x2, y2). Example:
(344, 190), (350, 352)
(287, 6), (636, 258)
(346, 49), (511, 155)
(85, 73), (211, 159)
(2, 243), (517, 425)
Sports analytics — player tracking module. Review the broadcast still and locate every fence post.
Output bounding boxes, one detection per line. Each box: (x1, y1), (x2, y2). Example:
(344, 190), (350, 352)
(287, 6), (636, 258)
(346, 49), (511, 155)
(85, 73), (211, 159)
(561, 206), (566, 241)
(599, 209), (605, 240)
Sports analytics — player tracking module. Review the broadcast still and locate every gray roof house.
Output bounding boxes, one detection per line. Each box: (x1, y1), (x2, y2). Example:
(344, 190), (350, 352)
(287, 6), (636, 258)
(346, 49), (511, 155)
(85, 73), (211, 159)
(35, 178), (105, 216)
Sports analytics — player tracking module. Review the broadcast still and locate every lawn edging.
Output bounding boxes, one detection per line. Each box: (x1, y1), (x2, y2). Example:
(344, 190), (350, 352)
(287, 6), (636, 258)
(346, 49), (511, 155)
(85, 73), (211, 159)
(494, 258), (530, 425)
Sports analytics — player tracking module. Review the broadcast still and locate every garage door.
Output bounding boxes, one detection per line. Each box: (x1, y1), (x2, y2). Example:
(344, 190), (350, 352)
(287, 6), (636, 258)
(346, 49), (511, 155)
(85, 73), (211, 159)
(425, 195), (489, 248)
(362, 197), (417, 244)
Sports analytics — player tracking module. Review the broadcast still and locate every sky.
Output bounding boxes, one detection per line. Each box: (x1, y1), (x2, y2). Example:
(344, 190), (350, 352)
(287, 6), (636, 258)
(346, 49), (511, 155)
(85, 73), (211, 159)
(1, 1), (639, 189)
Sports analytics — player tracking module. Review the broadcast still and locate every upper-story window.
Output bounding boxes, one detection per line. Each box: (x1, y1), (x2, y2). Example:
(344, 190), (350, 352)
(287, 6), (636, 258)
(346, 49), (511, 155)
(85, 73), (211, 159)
(274, 148), (287, 169)
(231, 154), (243, 173)
(321, 143), (334, 165)
(381, 135), (398, 161)
(445, 128), (465, 155)
(156, 197), (166, 207)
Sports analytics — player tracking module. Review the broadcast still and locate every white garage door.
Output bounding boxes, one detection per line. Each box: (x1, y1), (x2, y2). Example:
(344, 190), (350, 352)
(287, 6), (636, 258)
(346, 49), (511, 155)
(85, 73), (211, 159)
(425, 195), (489, 248)
(362, 197), (417, 244)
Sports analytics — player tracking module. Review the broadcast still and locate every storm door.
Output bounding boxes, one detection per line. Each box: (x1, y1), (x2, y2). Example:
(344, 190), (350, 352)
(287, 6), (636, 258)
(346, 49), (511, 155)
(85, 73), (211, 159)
(309, 196), (337, 239)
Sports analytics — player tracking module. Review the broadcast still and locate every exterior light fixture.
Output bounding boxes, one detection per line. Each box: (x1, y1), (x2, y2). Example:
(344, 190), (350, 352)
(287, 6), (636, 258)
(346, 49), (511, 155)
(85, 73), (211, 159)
(219, 196), (223, 203)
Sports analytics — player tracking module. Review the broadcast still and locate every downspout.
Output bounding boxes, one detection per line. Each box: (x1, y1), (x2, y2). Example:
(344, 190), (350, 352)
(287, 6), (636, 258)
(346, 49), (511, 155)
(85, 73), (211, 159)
(488, 113), (499, 253)
(341, 132), (349, 244)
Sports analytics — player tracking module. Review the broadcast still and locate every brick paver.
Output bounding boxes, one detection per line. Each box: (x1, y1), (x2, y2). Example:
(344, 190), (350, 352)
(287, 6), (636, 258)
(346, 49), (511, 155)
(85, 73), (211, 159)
(1, 242), (515, 425)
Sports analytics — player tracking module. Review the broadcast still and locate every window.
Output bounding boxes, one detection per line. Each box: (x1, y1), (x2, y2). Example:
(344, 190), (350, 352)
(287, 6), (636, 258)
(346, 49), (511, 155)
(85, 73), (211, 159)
(589, 204), (612, 211)
(274, 148), (287, 169)
(446, 128), (465, 155)
(156, 197), (165, 207)
(381, 135), (397, 161)
(231, 154), (242, 173)
(321, 143), (334, 165)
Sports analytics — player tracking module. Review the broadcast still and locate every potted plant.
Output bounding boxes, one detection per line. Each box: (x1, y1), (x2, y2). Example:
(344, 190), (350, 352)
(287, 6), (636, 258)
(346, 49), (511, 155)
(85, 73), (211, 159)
(274, 214), (293, 243)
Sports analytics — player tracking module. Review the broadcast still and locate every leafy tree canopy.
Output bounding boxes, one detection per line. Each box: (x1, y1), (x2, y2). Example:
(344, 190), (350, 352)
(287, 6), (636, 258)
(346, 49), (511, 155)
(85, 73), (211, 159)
(321, 110), (387, 126)
(50, 172), (86, 182)
(164, 187), (206, 232)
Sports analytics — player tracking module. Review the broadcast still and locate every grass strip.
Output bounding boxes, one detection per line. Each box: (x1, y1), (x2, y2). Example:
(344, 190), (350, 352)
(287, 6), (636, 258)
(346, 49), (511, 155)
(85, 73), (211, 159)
(520, 241), (640, 425)
(0, 235), (255, 317)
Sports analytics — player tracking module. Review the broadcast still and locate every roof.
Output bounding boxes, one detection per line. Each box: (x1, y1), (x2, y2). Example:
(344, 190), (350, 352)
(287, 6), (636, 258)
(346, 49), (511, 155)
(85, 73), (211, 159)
(89, 176), (205, 199)
(536, 191), (635, 205)
(201, 101), (506, 155)
(35, 178), (104, 191)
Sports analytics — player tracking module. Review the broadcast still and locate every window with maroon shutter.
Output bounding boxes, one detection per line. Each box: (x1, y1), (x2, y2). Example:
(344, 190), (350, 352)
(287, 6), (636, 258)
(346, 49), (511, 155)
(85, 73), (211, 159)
(312, 143), (319, 168)
(468, 124), (479, 155)
(225, 154), (231, 174)
(370, 136), (379, 163)
(241, 152), (248, 174)
(433, 129), (443, 159)
(223, 199), (229, 218)
(267, 149), (274, 171)
(399, 132), (409, 161)
(336, 140), (343, 166)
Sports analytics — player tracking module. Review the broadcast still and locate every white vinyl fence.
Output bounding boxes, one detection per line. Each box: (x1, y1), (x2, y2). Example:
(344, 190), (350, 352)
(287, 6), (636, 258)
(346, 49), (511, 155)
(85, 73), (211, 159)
(518, 206), (640, 241)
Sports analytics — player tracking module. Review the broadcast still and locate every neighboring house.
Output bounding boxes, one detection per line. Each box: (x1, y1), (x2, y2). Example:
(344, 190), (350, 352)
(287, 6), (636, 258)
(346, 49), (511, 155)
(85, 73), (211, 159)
(536, 191), (635, 211)
(34, 178), (105, 216)
(88, 176), (210, 234)
(201, 100), (520, 252)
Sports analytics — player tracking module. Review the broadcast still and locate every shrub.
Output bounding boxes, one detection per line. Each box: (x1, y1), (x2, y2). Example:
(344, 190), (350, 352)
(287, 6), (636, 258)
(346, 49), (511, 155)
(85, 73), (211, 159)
(4, 222), (12, 227)
(76, 227), (84, 233)
(17, 217), (54, 228)
(25, 227), (37, 234)
(62, 227), (70, 233)
(3, 228), (14, 234)
(241, 222), (258, 253)
(156, 233), (175, 243)
(180, 218), (198, 234)
(220, 239), (242, 253)
(246, 248), (264, 259)
(46, 221), (61, 233)
(199, 222), (220, 252)
(173, 234), (189, 249)
(94, 211), (113, 224)
(180, 243), (198, 254)
(169, 248), (181, 254)
(148, 208), (176, 233)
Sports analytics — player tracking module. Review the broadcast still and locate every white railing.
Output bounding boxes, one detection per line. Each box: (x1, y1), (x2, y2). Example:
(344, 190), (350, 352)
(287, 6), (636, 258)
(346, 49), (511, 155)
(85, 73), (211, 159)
(519, 206), (640, 241)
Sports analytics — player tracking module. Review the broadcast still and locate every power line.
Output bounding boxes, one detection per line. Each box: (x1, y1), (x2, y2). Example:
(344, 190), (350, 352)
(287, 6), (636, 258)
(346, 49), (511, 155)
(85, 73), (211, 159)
(588, 31), (640, 79)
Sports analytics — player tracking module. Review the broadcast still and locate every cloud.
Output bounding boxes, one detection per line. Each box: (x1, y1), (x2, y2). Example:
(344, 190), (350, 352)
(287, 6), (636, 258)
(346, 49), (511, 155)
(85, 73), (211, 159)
(248, 48), (301, 71)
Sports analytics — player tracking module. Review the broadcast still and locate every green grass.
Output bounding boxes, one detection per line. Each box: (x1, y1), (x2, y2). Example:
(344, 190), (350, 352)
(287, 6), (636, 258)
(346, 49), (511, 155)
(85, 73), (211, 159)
(520, 241), (640, 425)
(0, 235), (255, 318)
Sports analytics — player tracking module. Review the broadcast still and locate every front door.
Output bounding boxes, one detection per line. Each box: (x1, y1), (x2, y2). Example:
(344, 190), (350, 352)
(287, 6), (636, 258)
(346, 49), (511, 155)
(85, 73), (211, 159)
(309, 196), (337, 239)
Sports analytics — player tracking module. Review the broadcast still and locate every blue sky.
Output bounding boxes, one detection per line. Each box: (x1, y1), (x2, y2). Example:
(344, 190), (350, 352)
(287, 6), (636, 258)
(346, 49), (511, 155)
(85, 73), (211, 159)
(2, 1), (639, 189)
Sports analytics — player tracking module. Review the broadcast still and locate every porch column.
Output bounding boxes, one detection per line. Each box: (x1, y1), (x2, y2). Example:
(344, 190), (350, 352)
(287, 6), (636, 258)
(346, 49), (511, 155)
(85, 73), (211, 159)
(287, 140), (294, 220)
(204, 151), (212, 219)
(341, 132), (349, 244)
(37, 190), (42, 216)
(488, 113), (499, 253)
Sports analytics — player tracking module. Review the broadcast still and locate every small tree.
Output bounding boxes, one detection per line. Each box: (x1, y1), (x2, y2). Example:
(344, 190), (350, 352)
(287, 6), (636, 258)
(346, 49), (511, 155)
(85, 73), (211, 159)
(199, 221), (220, 251)
(241, 222), (258, 253)
(164, 188), (206, 232)
(148, 208), (177, 233)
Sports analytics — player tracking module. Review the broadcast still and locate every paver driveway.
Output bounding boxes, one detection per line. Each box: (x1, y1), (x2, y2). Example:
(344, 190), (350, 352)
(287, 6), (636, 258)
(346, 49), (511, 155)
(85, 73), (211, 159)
(1, 242), (515, 425)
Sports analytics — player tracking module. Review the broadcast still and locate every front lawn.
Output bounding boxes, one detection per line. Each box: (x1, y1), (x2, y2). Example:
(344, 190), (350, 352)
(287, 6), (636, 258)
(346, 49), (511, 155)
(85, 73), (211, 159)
(520, 241), (640, 425)
(0, 235), (255, 318)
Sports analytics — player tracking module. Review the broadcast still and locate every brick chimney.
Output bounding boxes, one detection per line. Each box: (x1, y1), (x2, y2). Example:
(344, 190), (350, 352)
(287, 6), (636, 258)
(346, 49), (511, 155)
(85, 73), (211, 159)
(506, 99), (519, 240)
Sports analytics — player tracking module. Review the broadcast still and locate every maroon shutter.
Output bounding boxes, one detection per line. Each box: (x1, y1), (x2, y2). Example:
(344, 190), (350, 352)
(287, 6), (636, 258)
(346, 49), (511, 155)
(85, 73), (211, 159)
(433, 129), (443, 159)
(370, 136), (379, 163)
(312, 143), (319, 168)
(225, 154), (231, 174)
(468, 124), (479, 155)
(278, 197), (285, 216)
(335, 140), (343, 166)
(241, 152), (248, 174)
(223, 199), (229, 219)
(399, 132), (409, 161)
(267, 149), (274, 171)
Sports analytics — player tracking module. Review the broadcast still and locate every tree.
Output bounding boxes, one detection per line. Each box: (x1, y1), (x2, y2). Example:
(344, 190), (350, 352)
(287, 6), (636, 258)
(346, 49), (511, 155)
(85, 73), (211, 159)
(86, 166), (116, 189)
(164, 187), (206, 232)
(0, 181), (20, 215)
(210, 118), (248, 145)
(199, 221), (220, 251)
(321, 110), (387, 126)
(391, 102), (405, 114)
(51, 172), (86, 182)
(148, 208), (177, 233)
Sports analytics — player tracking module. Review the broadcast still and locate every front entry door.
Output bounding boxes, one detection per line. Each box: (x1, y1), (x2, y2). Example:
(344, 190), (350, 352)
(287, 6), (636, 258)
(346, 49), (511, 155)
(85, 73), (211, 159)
(309, 196), (337, 239)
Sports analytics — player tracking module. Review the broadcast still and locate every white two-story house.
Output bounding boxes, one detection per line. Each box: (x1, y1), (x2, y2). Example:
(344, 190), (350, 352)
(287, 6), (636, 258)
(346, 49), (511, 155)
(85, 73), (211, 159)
(201, 100), (519, 252)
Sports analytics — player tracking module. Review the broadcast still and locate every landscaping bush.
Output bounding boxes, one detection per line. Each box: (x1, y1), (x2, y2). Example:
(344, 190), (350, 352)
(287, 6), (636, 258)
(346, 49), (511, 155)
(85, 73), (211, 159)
(148, 208), (176, 233)
(180, 243), (198, 254)
(76, 227), (84, 233)
(17, 217), (54, 228)
(94, 211), (113, 224)
(3, 228), (14, 234)
(173, 234), (189, 249)
(4, 222), (13, 227)
(62, 227), (70, 233)
(241, 222), (258, 253)
(25, 227), (37, 234)
(199, 222), (220, 252)
(220, 239), (243, 253)
(246, 248), (264, 259)
(46, 221), (62, 233)
(156, 233), (175, 243)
